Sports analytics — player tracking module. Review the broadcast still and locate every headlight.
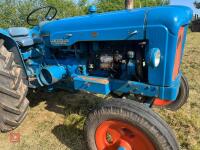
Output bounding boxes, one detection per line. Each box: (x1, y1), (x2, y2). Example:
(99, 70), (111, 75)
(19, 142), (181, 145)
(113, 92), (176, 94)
(149, 48), (161, 67)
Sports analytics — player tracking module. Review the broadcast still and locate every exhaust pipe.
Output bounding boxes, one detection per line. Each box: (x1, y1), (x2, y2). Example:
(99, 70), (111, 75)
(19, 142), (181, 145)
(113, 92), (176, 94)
(39, 65), (66, 86)
(125, 0), (134, 9)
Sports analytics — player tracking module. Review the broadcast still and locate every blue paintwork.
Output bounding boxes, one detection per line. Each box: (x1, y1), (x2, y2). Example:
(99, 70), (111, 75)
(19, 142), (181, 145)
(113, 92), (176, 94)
(146, 6), (192, 86)
(39, 65), (66, 85)
(40, 8), (146, 46)
(0, 6), (193, 102)
(147, 6), (192, 35)
(8, 27), (29, 37)
(73, 70), (181, 100)
(0, 28), (10, 37)
(74, 72), (181, 100)
(127, 60), (136, 77)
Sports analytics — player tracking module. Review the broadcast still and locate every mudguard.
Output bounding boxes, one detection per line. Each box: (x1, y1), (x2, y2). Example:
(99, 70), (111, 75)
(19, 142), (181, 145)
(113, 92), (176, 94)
(0, 29), (28, 79)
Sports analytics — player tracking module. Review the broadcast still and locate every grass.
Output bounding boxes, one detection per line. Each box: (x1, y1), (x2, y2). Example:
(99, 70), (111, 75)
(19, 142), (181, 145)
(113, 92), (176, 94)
(0, 33), (200, 150)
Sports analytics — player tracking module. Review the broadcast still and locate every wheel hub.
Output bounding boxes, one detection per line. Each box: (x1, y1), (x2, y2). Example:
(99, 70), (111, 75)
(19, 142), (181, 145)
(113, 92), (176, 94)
(118, 146), (126, 150)
(95, 120), (155, 150)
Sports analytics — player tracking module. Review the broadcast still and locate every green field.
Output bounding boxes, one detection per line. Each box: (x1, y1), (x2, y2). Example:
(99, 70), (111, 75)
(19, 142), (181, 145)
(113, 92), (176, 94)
(0, 33), (199, 150)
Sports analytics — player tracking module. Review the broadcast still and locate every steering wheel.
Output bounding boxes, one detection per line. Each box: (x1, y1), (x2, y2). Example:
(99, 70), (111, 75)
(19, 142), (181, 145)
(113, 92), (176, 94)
(27, 6), (57, 26)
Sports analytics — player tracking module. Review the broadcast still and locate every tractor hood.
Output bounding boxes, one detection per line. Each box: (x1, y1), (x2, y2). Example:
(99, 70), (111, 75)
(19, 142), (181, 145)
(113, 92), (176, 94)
(40, 5), (192, 46)
(146, 5), (192, 35)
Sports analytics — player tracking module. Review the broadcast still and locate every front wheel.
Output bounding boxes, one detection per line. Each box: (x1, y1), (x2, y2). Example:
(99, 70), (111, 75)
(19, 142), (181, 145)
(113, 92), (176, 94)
(84, 99), (179, 150)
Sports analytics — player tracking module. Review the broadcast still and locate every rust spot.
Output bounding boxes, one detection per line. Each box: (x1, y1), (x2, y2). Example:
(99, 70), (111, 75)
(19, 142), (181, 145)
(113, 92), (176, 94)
(91, 32), (98, 38)
(78, 76), (109, 84)
(40, 33), (50, 37)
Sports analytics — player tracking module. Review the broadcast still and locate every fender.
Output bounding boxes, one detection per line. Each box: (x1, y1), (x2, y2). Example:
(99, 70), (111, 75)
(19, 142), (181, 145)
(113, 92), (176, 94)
(0, 29), (28, 80)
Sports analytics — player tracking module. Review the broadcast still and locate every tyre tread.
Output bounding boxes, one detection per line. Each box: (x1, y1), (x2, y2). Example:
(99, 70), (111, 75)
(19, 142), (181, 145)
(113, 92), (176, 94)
(85, 99), (179, 150)
(0, 39), (29, 132)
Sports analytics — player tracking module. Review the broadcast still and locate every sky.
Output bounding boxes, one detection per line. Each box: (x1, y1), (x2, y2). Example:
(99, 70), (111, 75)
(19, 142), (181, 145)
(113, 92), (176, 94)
(171, 0), (200, 14)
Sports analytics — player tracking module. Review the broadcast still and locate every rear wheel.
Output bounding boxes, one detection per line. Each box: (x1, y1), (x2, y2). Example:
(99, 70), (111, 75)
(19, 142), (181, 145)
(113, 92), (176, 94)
(0, 39), (29, 132)
(84, 99), (179, 150)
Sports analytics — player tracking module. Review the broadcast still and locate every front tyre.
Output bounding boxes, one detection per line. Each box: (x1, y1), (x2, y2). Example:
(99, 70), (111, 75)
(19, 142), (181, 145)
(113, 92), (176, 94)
(84, 99), (179, 150)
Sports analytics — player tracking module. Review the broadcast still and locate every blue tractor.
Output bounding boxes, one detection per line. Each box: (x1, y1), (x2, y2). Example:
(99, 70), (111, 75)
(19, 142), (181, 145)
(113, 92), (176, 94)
(0, 5), (192, 150)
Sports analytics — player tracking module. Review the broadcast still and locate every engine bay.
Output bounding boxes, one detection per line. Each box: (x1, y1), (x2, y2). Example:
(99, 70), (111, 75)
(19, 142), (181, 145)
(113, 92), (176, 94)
(50, 41), (147, 82)
(21, 39), (148, 87)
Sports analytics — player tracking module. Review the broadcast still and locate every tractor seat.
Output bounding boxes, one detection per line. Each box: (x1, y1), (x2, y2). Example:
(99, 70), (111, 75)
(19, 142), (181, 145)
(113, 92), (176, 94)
(8, 27), (34, 47)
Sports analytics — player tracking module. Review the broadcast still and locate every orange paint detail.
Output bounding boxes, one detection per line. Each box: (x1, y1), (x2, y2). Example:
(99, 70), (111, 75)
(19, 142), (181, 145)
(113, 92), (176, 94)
(95, 120), (155, 150)
(78, 76), (109, 84)
(173, 27), (185, 80)
(153, 98), (173, 106)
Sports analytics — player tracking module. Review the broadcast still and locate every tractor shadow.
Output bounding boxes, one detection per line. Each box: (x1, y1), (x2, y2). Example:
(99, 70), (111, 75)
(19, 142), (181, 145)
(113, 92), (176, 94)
(27, 89), (106, 115)
(27, 89), (107, 149)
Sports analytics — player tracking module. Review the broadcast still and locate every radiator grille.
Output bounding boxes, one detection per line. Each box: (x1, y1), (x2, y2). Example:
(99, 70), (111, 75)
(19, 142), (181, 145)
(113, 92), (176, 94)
(173, 27), (185, 80)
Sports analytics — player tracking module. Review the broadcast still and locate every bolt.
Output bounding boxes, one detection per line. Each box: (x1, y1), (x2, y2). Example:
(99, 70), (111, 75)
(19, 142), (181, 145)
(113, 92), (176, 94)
(127, 84), (130, 88)
(151, 87), (156, 92)
(118, 147), (126, 150)
(129, 30), (138, 35)
(66, 33), (73, 37)
(106, 132), (113, 143)
(132, 87), (138, 92)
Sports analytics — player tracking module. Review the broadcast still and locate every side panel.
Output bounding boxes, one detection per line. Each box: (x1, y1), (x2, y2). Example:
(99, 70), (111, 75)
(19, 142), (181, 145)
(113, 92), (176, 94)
(146, 26), (190, 87)
(73, 75), (180, 100)
(146, 25), (169, 86)
(145, 5), (192, 87)
(146, 25), (188, 87)
(50, 26), (145, 46)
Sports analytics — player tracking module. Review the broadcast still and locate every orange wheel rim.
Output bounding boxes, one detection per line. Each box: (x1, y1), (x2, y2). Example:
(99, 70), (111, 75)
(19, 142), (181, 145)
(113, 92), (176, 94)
(153, 98), (173, 106)
(95, 120), (155, 150)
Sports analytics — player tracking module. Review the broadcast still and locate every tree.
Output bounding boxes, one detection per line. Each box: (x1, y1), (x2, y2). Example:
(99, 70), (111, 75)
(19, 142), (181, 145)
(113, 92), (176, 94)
(0, 1), (19, 28)
(96, 0), (124, 12)
(96, 0), (169, 13)
(44, 0), (83, 17)
(0, 0), (169, 28)
(0, 0), (45, 28)
(0, 0), (86, 28)
(194, 1), (200, 9)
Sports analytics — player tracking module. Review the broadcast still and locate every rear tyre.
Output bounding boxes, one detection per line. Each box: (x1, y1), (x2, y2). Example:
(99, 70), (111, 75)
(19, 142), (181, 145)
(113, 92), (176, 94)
(0, 39), (29, 132)
(84, 99), (179, 150)
(154, 75), (189, 111)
